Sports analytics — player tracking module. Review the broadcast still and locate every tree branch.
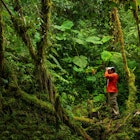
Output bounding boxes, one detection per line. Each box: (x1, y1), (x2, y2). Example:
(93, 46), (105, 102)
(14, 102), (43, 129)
(1, 0), (37, 61)
(37, 0), (51, 63)
(0, 0), (12, 16)
(11, 0), (37, 61)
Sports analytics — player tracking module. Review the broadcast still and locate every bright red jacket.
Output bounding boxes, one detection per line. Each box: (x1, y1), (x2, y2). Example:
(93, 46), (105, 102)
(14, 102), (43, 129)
(104, 70), (118, 93)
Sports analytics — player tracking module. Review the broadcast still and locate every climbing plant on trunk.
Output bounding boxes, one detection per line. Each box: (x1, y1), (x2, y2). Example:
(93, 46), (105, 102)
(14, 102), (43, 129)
(110, 2), (137, 113)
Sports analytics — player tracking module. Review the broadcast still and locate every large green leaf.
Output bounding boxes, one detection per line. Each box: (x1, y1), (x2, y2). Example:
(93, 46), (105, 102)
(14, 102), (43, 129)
(73, 66), (84, 72)
(101, 51), (112, 62)
(86, 76), (96, 82)
(86, 36), (102, 44)
(53, 25), (62, 30)
(53, 20), (74, 31)
(55, 33), (67, 40)
(74, 38), (85, 45)
(73, 55), (87, 68)
(110, 52), (123, 65)
(61, 20), (74, 30)
(94, 94), (106, 103)
(101, 36), (113, 43)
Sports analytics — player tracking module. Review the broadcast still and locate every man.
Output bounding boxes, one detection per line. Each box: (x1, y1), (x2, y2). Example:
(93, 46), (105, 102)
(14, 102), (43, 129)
(104, 67), (120, 119)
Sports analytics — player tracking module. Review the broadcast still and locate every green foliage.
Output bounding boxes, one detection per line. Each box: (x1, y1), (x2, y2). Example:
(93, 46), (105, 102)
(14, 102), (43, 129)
(101, 51), (112, 62)
(53, 20), (74, 31)
(73, 55), (87, 69)
(86, 76), (96, 82)
(86, 36), (102, 44)
(101, 36), (113, 43)
(1, 0), (140, 139)
(94, 94), (106, 103)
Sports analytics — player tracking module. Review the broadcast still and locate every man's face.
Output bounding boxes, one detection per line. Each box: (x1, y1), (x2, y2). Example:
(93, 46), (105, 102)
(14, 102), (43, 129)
(108, 69), (112, 74)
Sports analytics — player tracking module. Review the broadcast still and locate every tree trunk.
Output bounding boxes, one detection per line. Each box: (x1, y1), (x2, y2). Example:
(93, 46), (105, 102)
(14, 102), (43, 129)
(0, 1), (4, 77)
(112, 7), (137, 113)
(35, 0), (56, 103)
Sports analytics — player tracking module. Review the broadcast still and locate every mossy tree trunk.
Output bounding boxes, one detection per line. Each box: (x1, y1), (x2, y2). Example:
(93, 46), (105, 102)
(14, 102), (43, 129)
(0, 1), (3, 112)
(10, 0), (36, 61)
(0, 1), (4, 79)
(111, 7), (137, 113)
(10, 0), (56, 103)
(35, 0), (56, 103)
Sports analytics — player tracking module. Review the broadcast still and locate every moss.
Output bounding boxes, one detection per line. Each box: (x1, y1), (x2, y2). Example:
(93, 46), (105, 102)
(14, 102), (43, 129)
(126, 72), (137, 112)
(86, 124), (104, 140)
(108, 132), (130, 140)
(18, 89), (54, 113)
(112, 7), (137, 114)
(131, 115), (140, 127)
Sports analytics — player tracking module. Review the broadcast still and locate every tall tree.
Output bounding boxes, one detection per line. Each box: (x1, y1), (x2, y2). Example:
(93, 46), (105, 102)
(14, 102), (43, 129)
(110, 1), (137, 113)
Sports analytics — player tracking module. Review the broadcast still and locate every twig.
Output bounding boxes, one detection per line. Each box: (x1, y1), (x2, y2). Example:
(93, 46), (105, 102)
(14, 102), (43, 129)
(0, 0), (12, 16)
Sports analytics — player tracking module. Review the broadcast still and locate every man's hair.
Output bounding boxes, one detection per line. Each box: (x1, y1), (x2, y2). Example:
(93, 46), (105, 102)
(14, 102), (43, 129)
(111, 67), (115, 72)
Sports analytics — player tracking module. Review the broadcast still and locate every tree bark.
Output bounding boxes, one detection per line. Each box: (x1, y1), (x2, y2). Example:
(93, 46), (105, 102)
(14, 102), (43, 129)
(37, 0), (51, 62)
(35, 0), (56, 103)
(112, 7), (137, 113)
(11, 0), (37, 61)
(0, 1), (4, 76)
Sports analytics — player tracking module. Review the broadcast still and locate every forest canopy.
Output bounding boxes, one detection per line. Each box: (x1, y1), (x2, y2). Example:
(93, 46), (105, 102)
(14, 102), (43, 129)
(0, 0), (140, 140)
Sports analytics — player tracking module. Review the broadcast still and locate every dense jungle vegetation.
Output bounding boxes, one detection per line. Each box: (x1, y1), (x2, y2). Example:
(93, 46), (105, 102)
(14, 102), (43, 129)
(0, 0), (140, 140)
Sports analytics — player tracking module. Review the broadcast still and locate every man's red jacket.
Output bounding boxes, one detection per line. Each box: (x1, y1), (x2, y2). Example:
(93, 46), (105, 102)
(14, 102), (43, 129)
(104, 70), (118, 93)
